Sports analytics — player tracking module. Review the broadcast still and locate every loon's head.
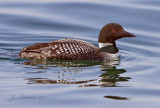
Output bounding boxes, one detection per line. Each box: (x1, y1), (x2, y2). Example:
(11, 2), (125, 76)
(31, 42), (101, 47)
(98, 23), (135, 48)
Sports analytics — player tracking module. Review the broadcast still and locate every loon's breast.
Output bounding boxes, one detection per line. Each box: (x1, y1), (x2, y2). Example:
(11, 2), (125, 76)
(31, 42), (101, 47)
(19, 39), (113, 61)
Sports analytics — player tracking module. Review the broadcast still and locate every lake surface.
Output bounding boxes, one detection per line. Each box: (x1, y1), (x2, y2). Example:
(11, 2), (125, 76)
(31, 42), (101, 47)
(1, 0), (160, 108)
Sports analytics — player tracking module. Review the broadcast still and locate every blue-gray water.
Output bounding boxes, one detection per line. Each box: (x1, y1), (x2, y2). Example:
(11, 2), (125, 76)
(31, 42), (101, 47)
(1, 0), (160, 108)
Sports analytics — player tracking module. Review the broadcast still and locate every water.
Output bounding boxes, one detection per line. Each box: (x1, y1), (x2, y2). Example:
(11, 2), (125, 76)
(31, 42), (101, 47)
(1, 0), (160, 108)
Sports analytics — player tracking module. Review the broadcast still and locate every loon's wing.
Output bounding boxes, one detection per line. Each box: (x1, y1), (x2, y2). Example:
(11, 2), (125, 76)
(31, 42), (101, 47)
(19, 39), (100, 60)
(19, 43), (48, 53)
(19, 42), (58, 59)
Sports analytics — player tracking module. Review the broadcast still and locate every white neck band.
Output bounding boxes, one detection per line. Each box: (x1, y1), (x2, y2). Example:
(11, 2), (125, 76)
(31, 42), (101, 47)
(99, 43), (113, 48)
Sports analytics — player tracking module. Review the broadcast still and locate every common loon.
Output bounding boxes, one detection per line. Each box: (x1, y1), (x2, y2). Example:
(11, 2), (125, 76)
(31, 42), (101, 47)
(19, 23), (135, 61)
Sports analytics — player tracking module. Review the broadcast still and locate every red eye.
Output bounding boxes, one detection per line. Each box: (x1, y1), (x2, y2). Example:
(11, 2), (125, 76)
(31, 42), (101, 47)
(112, 29), (117, 33)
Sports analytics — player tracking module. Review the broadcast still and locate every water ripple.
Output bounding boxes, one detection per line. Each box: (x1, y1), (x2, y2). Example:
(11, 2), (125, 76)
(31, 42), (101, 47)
(1, 0), (160, 108)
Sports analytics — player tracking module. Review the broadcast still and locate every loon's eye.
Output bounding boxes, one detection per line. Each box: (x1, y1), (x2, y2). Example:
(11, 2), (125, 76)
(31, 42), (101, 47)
(112, 29), (117, 33)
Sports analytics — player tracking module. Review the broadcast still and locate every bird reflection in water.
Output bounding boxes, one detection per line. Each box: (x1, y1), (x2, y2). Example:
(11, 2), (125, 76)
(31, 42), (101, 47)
(23, 58), (131, 87)
(98, 60), (131, 87)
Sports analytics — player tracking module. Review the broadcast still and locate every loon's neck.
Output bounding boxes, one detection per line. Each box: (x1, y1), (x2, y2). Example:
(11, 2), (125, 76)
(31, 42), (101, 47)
(99, 43), (119, 54)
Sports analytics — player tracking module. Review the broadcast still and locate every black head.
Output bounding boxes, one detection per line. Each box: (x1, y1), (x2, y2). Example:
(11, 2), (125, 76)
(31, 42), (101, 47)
(98, 23), (136, 44)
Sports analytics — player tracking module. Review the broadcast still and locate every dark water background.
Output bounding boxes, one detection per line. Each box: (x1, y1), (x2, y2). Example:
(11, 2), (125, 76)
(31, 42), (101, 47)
(0, 0), (160, 108)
